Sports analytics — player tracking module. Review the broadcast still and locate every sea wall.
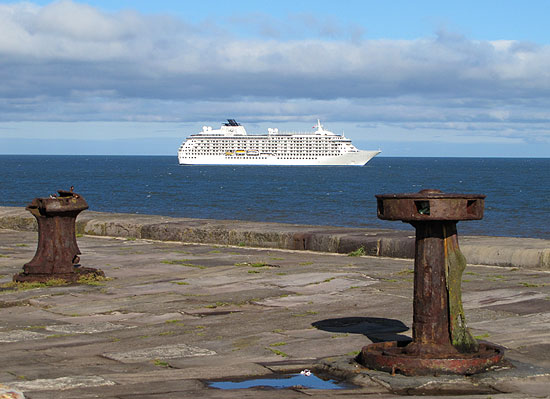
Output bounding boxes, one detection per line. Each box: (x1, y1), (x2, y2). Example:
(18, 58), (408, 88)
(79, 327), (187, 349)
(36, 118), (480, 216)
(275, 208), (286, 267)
(0, 206), (548, 270)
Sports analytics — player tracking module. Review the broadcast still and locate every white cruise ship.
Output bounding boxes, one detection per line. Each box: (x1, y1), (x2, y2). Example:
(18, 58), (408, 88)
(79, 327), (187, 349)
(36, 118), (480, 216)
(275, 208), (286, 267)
(177, 119), (380, 166)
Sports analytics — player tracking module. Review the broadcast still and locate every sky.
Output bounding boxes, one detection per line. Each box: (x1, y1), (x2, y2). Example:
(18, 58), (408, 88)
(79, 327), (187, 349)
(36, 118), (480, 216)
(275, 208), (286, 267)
(1, 0), (550, 157)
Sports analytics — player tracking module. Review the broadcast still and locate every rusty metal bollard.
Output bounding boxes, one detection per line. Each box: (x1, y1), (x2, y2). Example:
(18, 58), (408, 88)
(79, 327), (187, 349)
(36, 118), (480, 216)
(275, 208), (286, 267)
(13, 189), (104, 283)
(358, 189), (504, 375)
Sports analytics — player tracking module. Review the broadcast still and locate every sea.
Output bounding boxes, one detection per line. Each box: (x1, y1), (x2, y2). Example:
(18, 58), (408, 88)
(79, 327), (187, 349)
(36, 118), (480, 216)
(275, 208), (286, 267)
(0, 155), (548, 239)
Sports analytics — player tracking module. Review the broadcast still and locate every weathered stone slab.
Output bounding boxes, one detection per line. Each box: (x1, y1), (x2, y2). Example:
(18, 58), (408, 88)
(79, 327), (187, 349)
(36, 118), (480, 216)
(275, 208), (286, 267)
(103, 344), (216, 363)
(9, 376), (115, 392)
(0, 330), (45, 343)
(44, 322), (133, 334)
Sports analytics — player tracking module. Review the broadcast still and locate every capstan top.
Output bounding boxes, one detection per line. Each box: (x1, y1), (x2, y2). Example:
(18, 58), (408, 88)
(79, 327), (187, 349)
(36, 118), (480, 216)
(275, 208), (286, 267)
(375, 189), (485, 222)
(26, 189), (88, 217)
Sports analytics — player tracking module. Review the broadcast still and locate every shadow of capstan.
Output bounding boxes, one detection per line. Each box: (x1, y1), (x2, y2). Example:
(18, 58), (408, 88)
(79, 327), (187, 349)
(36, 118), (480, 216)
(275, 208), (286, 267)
(312, 317), (412, 344)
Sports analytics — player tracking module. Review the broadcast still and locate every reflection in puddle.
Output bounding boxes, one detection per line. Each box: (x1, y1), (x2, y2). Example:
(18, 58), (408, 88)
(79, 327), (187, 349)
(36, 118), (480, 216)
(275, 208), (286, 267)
(208, 372), (354, 390)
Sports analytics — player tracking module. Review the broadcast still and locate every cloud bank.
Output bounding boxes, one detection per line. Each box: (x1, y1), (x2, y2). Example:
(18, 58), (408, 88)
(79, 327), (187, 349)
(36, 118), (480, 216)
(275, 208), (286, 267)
(1, 0), (549, 148)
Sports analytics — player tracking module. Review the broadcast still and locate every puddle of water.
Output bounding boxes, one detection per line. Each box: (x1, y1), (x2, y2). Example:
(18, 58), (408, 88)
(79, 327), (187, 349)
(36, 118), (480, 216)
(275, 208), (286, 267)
(208, 372), (354, 390)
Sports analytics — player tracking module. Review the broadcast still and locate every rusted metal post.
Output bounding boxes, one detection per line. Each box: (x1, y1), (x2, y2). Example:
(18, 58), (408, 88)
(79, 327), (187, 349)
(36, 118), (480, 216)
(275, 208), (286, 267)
(13, 189), (104, 283)
(358, 189), (504, 375)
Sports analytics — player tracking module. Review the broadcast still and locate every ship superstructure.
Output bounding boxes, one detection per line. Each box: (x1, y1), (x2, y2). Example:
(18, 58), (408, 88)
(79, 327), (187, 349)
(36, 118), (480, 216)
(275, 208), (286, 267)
(177, 119), (380, 166)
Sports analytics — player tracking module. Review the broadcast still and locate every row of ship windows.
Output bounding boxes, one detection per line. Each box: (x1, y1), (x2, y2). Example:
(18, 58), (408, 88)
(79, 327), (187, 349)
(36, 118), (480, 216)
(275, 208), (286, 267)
(181, 152), (339, 155)
(181, 156), (321, 160)
(188, 144), (342, 150)
(184, 149), (340, 152)
(192, 138), (342, 142)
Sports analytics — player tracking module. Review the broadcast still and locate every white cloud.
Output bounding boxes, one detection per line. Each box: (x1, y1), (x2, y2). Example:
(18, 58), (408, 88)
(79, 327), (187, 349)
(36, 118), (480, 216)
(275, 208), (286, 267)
(0, 0), (549, 152)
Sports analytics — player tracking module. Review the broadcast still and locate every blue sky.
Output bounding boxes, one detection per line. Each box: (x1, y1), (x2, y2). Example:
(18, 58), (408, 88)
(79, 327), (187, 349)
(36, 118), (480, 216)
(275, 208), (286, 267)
(1, 0), (549, 156)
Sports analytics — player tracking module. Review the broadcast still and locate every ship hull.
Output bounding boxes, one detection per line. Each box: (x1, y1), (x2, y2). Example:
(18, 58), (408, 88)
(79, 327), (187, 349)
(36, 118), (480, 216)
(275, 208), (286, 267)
(178, 150), (380, 166)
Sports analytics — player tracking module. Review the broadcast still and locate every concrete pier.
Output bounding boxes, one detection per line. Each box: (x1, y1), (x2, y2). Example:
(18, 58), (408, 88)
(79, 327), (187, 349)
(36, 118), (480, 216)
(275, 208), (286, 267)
(1, 207), (549, 270)
(1, 208), (549, 397)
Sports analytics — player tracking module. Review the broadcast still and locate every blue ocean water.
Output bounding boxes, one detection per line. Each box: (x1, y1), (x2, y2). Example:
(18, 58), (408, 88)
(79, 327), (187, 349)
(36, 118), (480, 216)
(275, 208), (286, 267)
(0, 155), (548, 239)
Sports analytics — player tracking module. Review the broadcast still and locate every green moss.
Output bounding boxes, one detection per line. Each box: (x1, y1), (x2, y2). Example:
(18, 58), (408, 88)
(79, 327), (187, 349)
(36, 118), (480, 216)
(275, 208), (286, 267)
(396, 268), (414, 275)
(348, 247), (365, 257)
(153, 359), (171, 367)
(473, 333), (490, 339)
(299, 262), (313, 266)
(445, 228), (478, 353)
(269, 342), (287, 347)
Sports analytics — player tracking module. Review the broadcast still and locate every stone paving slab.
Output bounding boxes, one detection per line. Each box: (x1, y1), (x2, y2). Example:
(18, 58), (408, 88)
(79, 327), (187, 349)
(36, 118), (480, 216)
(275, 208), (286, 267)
(1, 229), (550, 398)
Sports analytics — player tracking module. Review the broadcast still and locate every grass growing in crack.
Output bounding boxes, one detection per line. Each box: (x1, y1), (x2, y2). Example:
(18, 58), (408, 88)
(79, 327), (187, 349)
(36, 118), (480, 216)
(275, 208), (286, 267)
(161, 260), (206, 269)
(291, 311), (318, 317)
(46, 333), (74, 339)
(299, 262), (313, 266)
(519, 282), (542, 288)
(172, 281), (190, 285)
(235, 262), (270, 268)
(269, 342), (287, 347)
(205, 302), (229, 308)
(24, 325), (46, 330)
(1, 279), (69, 291)
(165, 319), (184, 324)
(266, 347), (289, 357)
(331, 333), (349, 338)
(348, 247), (366, 257)
(77, 274), (112, 286)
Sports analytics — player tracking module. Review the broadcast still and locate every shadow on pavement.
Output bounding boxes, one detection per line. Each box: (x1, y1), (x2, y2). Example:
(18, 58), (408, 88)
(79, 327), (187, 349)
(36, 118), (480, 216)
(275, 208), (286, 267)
(312, 316), (412, 343)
